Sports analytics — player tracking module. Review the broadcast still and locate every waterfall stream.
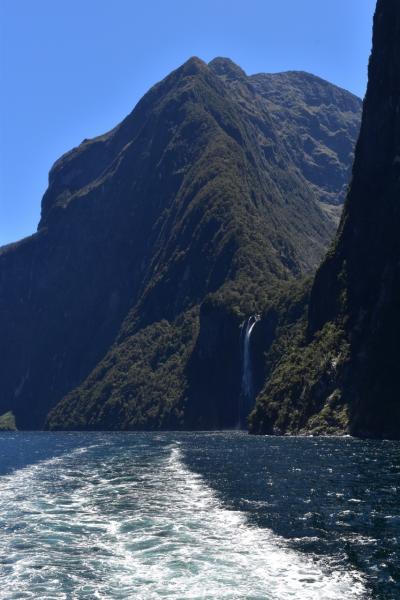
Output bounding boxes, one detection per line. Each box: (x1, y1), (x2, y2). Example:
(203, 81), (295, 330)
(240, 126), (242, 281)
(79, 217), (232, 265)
(240, 315), (260, 426)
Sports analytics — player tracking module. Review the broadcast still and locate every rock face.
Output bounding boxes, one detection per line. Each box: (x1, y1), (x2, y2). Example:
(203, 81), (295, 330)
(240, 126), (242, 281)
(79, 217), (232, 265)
(250, 0), (400, 439)
(250, 70), (361, 222)
(0, 57), (361, 430)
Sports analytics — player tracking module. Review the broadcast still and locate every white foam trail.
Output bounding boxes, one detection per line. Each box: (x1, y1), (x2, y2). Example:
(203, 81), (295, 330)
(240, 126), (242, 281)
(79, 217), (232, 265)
(0, 443), (367, 599)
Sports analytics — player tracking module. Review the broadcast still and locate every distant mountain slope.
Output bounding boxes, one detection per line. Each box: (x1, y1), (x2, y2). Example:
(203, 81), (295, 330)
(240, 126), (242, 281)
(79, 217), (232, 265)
(250, 0), (400, 439)
(0, 58), (361, 430)
(250, 70), (361, 222)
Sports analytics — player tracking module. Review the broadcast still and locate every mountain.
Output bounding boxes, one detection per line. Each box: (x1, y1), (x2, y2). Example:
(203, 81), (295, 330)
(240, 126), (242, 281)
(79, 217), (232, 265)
(249, 0), (400, 440)
(0, 58), (361, 430)
(250, 70), (361, 223)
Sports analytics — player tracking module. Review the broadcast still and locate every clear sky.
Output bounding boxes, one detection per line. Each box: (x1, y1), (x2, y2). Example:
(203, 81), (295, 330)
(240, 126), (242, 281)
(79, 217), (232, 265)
(0, 0), (376, 246)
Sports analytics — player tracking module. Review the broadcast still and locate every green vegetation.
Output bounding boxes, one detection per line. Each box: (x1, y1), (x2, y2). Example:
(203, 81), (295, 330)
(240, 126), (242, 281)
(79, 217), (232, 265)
(0, 57), (361, 430)
(250, 69), (361, 214)
(48, 309), (199, 430)
(249, 317), (350, 435)
(0, 411), (17, 431)
(250, 0), (400, 439)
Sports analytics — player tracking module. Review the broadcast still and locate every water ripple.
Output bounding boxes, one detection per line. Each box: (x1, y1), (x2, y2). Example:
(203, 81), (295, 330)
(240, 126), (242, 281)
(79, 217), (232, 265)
(0, 441), (367, 599)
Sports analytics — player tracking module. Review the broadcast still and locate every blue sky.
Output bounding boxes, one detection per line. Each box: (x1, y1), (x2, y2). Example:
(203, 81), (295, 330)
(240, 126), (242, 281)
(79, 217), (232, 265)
(0, 0), (376, 246)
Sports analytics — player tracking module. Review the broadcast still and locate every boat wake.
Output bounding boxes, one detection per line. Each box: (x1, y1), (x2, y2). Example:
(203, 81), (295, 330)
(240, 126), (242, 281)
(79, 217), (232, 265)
(0, 442), (367, 599)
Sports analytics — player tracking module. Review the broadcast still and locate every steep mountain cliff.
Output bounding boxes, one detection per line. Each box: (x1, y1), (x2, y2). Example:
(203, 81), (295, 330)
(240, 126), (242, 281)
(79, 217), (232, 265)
(250, 0), (400, 439)
(0, 57), (361, 430)
(250, 70), (361, 222)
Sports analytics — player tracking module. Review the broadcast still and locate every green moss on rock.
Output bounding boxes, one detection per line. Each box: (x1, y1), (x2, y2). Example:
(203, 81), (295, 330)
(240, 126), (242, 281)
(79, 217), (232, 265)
(0, 411), (17, 431)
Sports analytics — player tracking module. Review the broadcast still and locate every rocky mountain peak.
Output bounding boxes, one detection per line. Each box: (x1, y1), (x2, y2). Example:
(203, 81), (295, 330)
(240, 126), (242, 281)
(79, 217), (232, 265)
(208, 57), (247, 80)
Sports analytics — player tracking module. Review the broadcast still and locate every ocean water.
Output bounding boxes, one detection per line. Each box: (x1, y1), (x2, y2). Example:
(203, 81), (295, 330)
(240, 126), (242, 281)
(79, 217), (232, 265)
(0, 432), (398, 599)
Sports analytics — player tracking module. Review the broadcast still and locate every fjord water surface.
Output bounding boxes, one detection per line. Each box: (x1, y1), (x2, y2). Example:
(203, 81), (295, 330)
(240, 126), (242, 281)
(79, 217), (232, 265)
(0, 432), (398, 599)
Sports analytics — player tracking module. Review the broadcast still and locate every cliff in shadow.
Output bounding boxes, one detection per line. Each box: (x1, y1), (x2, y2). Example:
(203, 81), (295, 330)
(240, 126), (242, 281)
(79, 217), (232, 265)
(250, 0), (400, 439)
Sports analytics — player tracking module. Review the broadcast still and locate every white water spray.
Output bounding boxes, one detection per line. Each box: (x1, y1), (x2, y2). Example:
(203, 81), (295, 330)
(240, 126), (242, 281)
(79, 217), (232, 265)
(240, 315), (260, 425)
(0, 441), (367, 599)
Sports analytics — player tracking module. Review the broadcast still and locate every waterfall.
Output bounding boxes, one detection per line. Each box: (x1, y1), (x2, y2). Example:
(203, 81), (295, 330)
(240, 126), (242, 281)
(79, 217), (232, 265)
(239, 315), (260, 426)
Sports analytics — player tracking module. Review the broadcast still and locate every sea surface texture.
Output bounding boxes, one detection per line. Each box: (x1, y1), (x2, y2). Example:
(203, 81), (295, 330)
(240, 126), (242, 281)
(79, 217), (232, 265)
(0, 432), (398, 599)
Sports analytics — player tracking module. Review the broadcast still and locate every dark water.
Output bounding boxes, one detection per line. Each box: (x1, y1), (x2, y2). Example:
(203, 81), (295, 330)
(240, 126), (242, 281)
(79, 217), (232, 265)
(0, 432), (398, 599)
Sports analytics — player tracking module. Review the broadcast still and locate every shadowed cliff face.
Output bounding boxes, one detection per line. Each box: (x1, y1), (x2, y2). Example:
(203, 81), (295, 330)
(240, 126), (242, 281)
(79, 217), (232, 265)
(0, 57), (361, 430)
(184, 299), (243, 429)
(309, 0), (400, 335)
(250, 0), (400, 439)
(310, 0), (400, 437)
